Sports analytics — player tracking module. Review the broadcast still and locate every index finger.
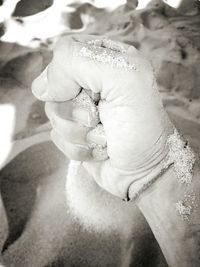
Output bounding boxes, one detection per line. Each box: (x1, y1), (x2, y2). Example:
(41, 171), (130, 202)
(32, 35), (105, 102)
(31, 34), (138, 102)
(32, 35), (81, 101)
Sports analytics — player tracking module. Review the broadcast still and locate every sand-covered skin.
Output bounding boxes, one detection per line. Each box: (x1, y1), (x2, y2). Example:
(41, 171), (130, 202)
(0, 0), (200, 266)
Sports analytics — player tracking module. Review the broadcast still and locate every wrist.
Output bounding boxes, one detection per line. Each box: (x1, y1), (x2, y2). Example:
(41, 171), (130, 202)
(127, 123), (195, 202)
(136, 162), (200, 267)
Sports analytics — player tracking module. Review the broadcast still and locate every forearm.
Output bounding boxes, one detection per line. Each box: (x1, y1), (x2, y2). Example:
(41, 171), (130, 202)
(137, 162), (200, 267)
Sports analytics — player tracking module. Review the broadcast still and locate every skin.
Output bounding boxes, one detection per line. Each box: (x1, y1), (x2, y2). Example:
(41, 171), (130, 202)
(137, 163), (200, 267)
(32, 34), (200, 266)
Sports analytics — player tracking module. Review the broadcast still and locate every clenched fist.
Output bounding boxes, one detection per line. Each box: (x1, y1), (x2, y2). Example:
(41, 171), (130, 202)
(32, 35), (173, 200)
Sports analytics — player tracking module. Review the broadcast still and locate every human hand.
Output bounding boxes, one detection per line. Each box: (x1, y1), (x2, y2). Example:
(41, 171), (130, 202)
(32, 35), (174, 200)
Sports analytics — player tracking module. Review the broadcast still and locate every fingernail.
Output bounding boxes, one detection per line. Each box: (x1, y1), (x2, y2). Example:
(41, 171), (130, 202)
(87, 124), (106, 146)
(88, 110), (100, 128)
(72, 90), (100, 127)
(72, 107), (99, 128)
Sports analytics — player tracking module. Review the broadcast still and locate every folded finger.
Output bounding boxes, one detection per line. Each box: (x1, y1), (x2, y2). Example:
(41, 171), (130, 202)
(32, 35), (105, 102)
(32, 35), (138, 103)
(87, 124), (107, 147)
(51, 130), (92, 161)
(45, 102), (90, 145)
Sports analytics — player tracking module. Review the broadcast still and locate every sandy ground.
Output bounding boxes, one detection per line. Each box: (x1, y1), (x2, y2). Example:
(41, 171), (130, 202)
(0, 0), (200, 266)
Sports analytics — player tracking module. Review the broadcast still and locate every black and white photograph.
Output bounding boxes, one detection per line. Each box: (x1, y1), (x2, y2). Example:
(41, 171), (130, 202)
(0, 0), (200, 266)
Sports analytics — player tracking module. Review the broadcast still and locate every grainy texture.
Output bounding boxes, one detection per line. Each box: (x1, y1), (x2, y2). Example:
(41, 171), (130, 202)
(0, 0), (200, 266)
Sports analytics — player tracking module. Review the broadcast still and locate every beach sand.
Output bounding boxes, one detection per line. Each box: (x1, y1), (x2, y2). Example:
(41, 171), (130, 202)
(0, 0), (200, 266)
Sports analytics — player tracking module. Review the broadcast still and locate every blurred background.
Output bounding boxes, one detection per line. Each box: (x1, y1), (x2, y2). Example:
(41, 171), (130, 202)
(0, 0), (200, 266)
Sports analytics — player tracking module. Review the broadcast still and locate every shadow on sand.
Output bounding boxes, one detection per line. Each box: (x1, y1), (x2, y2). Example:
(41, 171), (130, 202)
(0, 139), (167, 267)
